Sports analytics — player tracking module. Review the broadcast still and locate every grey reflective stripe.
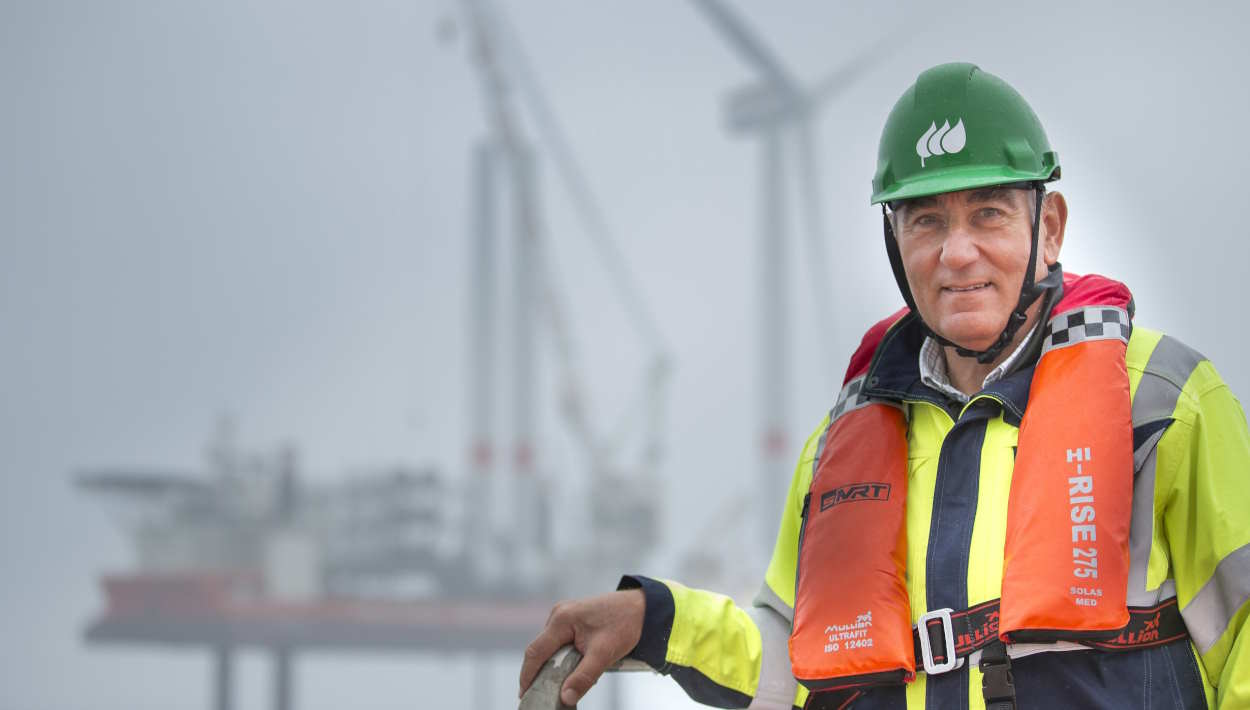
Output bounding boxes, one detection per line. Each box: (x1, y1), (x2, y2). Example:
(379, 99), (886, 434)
(1159, 577), (1177, 600)
(753, 581), (794, 624)
(745, 605), (797, 710)
(830, 375), (868, 422)
(1133, 426), (1166, 473)
(1124, 334), (1205, 607)
(812, 415), (833, 477)
(1126, 432), (1173, 606)
(1132, 335), (1207, 425)
(1183, 542), (1250, 654)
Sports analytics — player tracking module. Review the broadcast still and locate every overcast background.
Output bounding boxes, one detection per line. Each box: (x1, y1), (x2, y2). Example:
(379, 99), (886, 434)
(5, 1), (1250, 708)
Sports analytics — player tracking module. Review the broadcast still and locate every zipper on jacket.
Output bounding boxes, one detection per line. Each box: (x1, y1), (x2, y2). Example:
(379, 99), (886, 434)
(794, 492), (812, 599)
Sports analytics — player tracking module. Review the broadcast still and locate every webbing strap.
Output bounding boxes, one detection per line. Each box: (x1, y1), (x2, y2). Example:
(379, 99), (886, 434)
(912, 598), (1002, 666)
(801, 688), (862, 710)
(806, 599), (1185, 707)
(1081, 598), (1190, 650)
(910, 597), (1188, 670)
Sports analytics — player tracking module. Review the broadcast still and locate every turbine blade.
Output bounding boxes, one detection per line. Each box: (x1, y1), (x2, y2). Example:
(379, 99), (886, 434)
(689, 0), (801, 94)
(808, 35), (891, 108)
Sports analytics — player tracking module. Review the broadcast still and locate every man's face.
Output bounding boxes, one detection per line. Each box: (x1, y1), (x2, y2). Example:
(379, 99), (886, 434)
(891, 186), (1065, 352)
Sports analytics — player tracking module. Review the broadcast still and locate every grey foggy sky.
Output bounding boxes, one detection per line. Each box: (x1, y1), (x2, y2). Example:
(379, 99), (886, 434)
(5, 1), (1250, 708)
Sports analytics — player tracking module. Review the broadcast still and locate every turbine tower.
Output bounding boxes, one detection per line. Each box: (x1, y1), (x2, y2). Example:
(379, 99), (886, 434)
(690, 0), (883, 570)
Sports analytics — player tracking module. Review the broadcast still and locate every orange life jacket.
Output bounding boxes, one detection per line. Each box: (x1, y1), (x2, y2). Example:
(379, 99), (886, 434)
(789, 273), (1149, 692)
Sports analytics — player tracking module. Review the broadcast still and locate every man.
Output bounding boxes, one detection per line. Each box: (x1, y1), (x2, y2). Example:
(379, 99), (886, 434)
(519, 63), (1250, 708)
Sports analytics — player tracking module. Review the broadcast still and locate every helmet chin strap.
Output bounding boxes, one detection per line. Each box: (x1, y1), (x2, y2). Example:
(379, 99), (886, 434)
(883, 185), (1063, 365)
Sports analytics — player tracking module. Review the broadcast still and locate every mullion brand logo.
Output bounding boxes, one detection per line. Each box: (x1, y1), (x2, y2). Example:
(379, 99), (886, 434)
(916, 119), (967, 167)
(820, 482), (892, 511)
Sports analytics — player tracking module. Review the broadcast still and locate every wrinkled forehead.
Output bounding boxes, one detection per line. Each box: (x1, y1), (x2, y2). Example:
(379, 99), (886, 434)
(890, 185), (1031, 214)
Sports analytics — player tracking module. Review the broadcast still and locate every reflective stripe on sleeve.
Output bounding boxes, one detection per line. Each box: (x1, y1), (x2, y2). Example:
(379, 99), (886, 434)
(1127, 431), (1173, 607)
(1183, 542), (1250, 654)
(753, 581), (794, 624)
(745, 605), (798, 709)
(1131, 335), (1206, 425)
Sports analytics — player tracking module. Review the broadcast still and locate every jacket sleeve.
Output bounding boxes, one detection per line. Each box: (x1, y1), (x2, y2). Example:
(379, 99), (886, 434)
(620, 415), (830, 709)
(1155, 356), (1250, 707)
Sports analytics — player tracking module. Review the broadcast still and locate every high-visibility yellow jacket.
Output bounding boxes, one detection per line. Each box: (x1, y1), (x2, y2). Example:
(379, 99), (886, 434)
(622, 323), (1250, 709)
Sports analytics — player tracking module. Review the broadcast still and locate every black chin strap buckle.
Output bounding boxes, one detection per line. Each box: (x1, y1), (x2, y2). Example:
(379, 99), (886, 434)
(979, 641), (1016, 710)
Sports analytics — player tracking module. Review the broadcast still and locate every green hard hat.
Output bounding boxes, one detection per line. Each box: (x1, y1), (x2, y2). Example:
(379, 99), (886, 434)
(870, 63), (1060, 205)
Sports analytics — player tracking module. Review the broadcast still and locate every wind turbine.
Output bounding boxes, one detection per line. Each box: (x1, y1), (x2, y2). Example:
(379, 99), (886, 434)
(690, 0), (885, 570)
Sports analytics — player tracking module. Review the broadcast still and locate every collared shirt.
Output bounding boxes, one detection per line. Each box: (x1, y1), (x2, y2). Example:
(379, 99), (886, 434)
(918, 322), (1041, 404)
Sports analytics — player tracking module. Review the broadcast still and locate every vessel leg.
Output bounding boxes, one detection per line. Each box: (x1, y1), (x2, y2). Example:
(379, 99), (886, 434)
(273, 647), (292, 710)
(213, 645), (233, 710)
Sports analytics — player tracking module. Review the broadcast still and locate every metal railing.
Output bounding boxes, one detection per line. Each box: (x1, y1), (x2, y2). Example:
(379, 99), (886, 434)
(518, 645), (652, 710)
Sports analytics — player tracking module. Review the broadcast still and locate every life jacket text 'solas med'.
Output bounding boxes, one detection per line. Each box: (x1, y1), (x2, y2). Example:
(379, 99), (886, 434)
(789, 274), (1137, 692)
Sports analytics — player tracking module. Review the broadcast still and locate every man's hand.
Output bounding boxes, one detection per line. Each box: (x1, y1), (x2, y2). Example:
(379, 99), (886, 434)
(518, 589), (646, 706)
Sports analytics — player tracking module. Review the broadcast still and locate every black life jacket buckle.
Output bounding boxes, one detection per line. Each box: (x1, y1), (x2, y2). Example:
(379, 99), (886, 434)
(979, 641), (1016, 709)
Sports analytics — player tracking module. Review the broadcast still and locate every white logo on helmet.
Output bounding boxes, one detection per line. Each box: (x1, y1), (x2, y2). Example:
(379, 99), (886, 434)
(916, 119), (967, 168)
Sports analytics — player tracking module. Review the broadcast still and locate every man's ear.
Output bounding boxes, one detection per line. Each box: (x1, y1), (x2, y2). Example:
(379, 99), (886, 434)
(1041, 191), (1068, 265)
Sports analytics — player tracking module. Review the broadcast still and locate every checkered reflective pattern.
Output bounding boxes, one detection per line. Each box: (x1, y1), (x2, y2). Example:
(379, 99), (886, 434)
(830, 375), (869, 422)
(1042, 306), (1131, 354)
